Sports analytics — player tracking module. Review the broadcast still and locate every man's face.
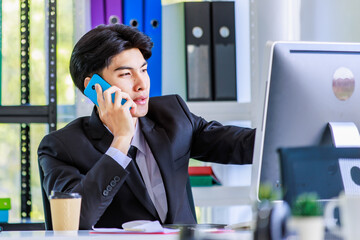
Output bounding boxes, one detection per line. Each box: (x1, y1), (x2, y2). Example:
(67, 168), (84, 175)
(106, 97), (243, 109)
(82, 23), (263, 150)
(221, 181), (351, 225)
(100, 48), (150, 118)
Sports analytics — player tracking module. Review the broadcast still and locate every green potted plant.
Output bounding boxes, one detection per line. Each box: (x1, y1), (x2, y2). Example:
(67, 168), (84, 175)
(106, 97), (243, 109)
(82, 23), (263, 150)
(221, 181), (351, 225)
(290, 193), (324, 240)
(259, 183), (279, 202)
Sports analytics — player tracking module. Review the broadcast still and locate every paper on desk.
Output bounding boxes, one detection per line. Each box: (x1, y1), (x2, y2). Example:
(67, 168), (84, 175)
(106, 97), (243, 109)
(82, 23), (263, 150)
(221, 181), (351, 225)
(92, 220), (179, 234)
(225, 220), (254, 230)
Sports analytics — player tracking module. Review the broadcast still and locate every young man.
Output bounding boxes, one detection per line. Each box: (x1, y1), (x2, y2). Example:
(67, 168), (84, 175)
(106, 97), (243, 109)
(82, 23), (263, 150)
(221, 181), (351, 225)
(38, 24), (255, 229)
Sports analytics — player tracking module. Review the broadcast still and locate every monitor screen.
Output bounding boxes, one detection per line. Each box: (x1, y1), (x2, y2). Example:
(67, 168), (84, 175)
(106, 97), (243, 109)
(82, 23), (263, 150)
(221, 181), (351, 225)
(250, 41), (360, 201)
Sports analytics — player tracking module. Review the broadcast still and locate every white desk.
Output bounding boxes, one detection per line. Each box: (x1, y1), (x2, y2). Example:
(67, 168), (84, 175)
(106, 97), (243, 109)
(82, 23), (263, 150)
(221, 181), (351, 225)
(0, 230), (177, 240)
(0, 230), (253, 240)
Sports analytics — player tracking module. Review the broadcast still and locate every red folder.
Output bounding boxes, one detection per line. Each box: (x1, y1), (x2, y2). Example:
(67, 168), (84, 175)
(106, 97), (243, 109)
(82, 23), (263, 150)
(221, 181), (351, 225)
(188, 166), (213, 176)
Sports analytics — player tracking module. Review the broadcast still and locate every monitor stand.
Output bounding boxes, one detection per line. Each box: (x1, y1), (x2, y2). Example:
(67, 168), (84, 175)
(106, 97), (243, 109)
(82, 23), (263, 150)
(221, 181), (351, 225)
(328, 122), (360, 147)
(329, 122), (360, 195)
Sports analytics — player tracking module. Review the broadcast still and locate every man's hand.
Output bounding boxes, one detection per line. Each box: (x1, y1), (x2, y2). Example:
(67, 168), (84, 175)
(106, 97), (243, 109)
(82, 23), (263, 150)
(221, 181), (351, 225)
(95, 83), (137, 154)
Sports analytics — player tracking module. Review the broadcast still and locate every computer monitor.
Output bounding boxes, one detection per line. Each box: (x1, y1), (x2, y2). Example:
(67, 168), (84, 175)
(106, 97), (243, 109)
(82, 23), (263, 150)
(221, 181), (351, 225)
(250, 41), (360, 201)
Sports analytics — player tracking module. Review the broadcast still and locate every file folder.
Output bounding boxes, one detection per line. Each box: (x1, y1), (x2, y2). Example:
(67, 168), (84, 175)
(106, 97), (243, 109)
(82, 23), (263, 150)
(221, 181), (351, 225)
(91, 0), (105, 28)
(211, 2), (237, 101)
(162, 3), (186, 99)
(105, 0), (122, 25)
(184, 2), (212, 101)
(188, 166), (213, 176)
(123, 0), (143, 31)
(188, 166), (221, 186)
(0, 198), (11, 223)
(189, 175), (221, 187)
(144, 0), (162, 97)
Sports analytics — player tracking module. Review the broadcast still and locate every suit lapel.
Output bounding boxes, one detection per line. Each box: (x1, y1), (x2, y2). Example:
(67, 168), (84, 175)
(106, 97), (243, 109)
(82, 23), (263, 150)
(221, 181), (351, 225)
(139, 117), (178, 223)
(88, 108), (113, 154)
(88, 109), (159, 219)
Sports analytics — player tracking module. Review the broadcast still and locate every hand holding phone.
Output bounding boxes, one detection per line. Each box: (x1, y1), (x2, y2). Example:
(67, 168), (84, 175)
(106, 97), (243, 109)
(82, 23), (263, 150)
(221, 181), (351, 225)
(84, 74), (127, 106)
(85, 74), (135, 153)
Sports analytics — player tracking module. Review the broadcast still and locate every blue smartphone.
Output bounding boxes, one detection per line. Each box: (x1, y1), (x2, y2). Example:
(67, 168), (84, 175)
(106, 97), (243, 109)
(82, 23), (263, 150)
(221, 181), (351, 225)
(84, 74), (127, 106)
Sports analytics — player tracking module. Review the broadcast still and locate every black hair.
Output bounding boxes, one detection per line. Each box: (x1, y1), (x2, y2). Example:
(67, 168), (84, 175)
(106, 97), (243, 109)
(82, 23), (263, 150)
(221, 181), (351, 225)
(69, 24), (153, 93)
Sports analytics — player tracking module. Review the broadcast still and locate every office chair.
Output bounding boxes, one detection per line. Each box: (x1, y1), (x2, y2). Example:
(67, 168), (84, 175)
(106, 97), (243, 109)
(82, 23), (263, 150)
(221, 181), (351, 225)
(278, 146), (360, 207)
(186, 177), (197, 221)
(38, 160), (197, 230)
(38, 160), (53, 230)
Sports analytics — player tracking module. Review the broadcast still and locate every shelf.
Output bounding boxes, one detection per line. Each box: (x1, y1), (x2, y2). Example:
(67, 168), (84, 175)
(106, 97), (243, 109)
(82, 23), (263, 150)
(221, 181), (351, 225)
(0, 222), (45, 231)
(192, 186), (251, 207)
(186, 101), (253, 124)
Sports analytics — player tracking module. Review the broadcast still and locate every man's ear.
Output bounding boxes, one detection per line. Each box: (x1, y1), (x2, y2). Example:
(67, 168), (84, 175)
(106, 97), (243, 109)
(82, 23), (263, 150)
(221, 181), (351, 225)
(84, 77), (91, 89)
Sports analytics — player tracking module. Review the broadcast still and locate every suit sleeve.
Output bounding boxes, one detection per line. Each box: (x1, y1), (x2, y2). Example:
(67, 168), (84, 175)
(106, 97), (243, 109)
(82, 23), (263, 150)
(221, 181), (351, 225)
(174, 95), (256, 165)
(38, 133), (129, 229)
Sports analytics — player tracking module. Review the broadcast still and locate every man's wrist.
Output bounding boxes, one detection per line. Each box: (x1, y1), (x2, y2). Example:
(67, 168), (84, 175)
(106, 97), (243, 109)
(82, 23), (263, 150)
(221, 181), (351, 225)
(106, 147), (132, 169)
(110, 136), (132, 155)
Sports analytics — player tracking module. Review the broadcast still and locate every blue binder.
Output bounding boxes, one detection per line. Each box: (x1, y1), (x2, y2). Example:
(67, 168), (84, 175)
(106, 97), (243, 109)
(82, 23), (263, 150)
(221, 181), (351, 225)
(123, 0), (143, 31)
(144, 0), (162, 97)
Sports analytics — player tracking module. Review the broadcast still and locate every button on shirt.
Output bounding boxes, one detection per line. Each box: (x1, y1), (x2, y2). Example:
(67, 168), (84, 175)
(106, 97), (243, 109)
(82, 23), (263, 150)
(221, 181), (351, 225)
(105, 123), (168, 223)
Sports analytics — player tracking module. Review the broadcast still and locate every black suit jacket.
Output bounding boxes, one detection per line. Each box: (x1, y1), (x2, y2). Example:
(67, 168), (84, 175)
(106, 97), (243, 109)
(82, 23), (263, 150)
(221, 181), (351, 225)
(38, 95), (255, 229)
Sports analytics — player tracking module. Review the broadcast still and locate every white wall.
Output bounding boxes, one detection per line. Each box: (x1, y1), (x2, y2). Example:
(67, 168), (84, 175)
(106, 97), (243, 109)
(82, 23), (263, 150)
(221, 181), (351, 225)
(300, 0), (360, 42)
(253, 0), (360, 90)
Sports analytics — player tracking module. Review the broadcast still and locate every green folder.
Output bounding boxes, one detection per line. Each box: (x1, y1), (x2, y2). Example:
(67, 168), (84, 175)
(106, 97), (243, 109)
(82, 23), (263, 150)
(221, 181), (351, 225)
(189, 175), (221, 187)
(0, 198), (11, 210)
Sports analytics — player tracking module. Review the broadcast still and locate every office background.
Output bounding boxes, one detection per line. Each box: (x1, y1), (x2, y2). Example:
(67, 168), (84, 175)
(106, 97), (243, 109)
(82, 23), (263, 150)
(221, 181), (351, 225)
(0, 0), (359, 225)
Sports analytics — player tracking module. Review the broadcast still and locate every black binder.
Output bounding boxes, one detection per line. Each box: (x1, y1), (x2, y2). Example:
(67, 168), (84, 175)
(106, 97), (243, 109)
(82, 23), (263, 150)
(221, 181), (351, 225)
(184, 2), (212, 101)
(211, 1), (237, 101)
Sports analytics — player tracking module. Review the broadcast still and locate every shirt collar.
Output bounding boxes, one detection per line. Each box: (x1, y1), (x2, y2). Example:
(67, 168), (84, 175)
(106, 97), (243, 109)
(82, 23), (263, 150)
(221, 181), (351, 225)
(131, 121), (146, 155)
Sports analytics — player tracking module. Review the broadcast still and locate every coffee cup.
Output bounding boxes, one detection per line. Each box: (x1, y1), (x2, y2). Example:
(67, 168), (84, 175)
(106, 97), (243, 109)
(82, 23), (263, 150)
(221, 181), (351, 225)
(324, 193), (360, 240)
(49, 191), (82, 231)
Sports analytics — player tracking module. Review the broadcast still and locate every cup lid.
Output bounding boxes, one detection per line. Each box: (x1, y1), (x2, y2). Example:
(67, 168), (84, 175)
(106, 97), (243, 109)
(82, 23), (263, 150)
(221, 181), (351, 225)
(49, 191), (81, 199)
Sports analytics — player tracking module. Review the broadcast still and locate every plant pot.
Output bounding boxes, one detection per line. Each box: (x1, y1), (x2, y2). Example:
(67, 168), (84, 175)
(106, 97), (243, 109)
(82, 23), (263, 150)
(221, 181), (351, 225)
(289, 216), (324, 240)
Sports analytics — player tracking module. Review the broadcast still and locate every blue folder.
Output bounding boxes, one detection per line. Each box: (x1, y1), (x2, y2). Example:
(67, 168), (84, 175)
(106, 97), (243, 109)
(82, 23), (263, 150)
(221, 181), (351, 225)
(144, 0), (162, 97)
(123, 0), (143, 31)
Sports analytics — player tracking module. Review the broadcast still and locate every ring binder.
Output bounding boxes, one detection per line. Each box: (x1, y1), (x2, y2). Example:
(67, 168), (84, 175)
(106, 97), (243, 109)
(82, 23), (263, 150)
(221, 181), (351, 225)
(184, 2), (212, 101)
(211, 1), (237, 101)
(90, 0), (105, 28)
(144, 0), (162, 97)
(123, 0), (143, 31)
(105, 0), (122, 25)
